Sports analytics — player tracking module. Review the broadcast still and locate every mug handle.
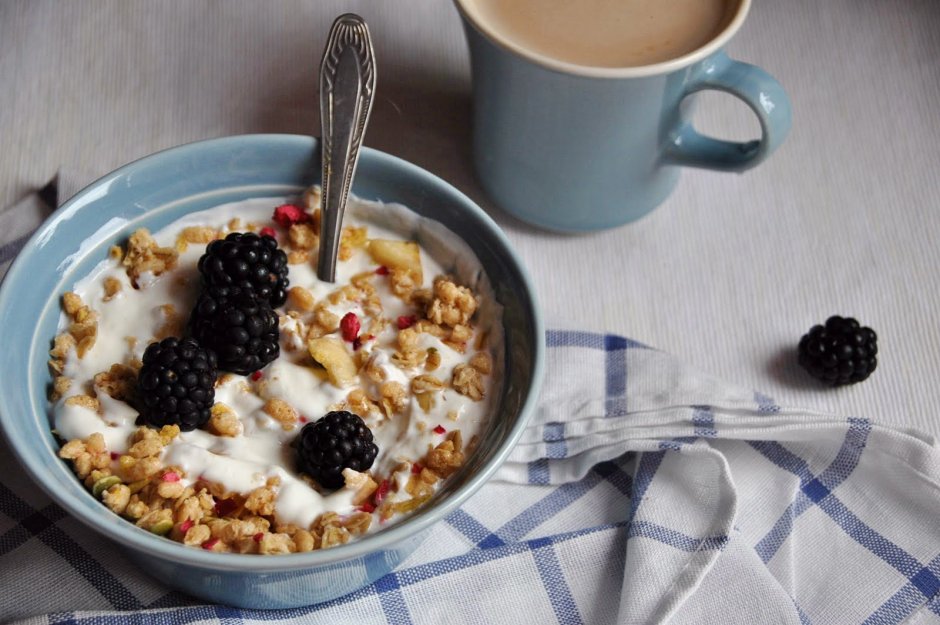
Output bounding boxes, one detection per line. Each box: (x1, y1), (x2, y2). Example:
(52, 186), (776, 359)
(663, 51), (791, 172)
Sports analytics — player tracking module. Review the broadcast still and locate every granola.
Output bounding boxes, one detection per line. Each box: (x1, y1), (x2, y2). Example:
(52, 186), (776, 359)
(50, 190), (501, 554)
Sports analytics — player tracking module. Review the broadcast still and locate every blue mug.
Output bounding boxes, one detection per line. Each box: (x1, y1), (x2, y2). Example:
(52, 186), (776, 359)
(455, 0), (791, 232)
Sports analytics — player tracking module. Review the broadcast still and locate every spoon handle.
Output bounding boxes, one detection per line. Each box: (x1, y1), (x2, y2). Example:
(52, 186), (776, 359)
(317, 13), (376, 282)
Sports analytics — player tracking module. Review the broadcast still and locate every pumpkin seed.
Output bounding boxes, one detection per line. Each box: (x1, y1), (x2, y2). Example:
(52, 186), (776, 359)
(149, 519), (173, 536)
(91, 475), (121, 498)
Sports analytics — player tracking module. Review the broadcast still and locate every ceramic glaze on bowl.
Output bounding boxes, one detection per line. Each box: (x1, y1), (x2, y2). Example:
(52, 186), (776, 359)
(0, 134), (544, 609)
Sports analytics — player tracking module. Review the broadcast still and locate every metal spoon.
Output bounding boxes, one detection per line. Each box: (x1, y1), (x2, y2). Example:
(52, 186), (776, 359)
(317, 13), (377, 282)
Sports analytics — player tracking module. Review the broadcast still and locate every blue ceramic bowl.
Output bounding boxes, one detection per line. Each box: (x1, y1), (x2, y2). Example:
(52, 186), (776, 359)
(0, 134), (544, 609)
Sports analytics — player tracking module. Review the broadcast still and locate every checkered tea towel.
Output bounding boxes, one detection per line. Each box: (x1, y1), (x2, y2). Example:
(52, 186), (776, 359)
(1, 178), (939, 624)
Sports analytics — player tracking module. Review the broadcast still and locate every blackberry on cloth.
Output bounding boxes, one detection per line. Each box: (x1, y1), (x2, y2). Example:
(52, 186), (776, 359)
(798, 315), (878, 386)
(296, 411), (379, 490)
(189, 285), (280, 375)
(137, 337), (218, 431)
(198, 232), (289, 307)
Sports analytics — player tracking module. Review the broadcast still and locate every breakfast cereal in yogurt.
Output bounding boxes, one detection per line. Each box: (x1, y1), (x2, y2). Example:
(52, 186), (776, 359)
(49, 186), (501, 554)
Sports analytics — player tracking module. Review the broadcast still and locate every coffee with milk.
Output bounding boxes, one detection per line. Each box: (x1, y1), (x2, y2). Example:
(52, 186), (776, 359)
(467, 0), (735, 67)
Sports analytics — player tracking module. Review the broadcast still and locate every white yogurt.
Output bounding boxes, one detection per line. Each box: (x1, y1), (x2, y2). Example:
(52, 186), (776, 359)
(52, 194), (502, 530)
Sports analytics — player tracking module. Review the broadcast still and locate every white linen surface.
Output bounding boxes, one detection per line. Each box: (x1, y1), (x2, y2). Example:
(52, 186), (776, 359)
(1, 177), (939, 623)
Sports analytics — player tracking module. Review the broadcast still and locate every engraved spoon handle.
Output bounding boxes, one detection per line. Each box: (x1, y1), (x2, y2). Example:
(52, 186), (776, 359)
(317, 13), (376, 282)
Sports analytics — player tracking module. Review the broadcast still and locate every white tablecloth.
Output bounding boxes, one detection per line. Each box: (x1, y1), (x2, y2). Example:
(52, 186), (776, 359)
(3, 0), (938, 437)
(1, 1), (939, 621)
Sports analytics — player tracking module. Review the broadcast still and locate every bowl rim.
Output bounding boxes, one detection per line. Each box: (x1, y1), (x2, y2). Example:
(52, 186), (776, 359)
(0, 133), (545, 572)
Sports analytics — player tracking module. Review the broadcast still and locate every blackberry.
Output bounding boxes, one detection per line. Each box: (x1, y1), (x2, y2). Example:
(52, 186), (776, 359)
(296, 411), (378, 490)
(137, 337), (218, 431)
(198, 232), (289, 307)
(798, 316), (878, 386)
(189, 286), (280, 375)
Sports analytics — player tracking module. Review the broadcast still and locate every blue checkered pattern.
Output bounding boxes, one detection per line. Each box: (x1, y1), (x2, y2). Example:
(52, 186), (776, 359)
(2, 182), (940, 623)
(2, 328), (939, 624)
